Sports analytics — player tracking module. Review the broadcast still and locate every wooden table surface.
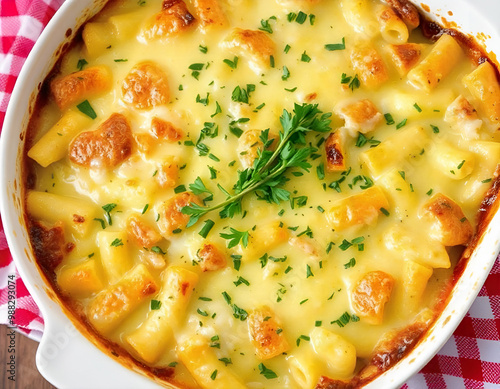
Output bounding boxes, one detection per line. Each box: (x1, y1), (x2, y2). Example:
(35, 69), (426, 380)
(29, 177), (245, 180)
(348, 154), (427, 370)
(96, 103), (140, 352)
(0, 324), (55, 389)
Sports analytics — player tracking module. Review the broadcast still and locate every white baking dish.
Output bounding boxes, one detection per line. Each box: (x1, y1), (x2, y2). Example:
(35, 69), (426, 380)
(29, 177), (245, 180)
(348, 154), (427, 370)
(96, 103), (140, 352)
(1, 0), (500, 388)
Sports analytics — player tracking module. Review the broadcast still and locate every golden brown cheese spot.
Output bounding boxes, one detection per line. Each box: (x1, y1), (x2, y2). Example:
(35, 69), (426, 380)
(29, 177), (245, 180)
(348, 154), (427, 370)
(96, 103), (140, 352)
(369, 321), (427, 371)
(50, 65), (112, 110)
(315, 376), (355, 389)
(157, 192), (201, 237)
(127, 214), (162, 248)
(198, 243), (227, 272)
(248, 307), (289, 360)
(192, 0), (227, 29)
(351, 271), (394, 325)
(384, 0), (420, 30)
(336, 99), (383, 135)
(151, 117), (184, 141)
(30, 221), (66, 274)
(388, 43), (422, 75)
(122, 62), (171, 110)
(422, 193), (473, 246)
(224, 28), (276, 71)
(134, 133), (157, 155)
(325, 131), (346, 172)
(73, 214), (85, 223)
(144, 0), (195, 39)
(350, 46), (389, 89)
(326, 186), (389, 230)
(444, 95), (482, 139)
(156, 156), (179, 189)
(88, 265), (159, 333)
(69, 113), (133, 168)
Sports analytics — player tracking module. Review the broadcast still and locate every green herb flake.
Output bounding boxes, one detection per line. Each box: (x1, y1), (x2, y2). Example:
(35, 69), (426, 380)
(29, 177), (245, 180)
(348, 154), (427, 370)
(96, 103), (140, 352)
(76, 100), (97, 119)
(199, 219), (215, 238)
(220, 228), (249, 248)
(258, 363), (278, 379)
(413, 103), (422, 112)
(110, 238), (123, 247)
(431, 125), (440, 134)
(296, 334), (311, 346)
(301, 51), (312, 63)
(282, 66), (290, 81)
(380, 207), (390, 217)
(210, 370), (218, 380)
(76, 58), (88, 71)
(150, 300), (162, 310)
(325, 37), (346, 51)
(174, 184), (187, 194)
(344, 257), (356, 269)
(306, 264), (314, 278)
(223, 56), (239, 69)
(384, 113), (395, 125)
(219, 357), (232, 366)
(296, 11), (308, 24)
(396, 118), (407, 129)
(259, 16), (276, 34)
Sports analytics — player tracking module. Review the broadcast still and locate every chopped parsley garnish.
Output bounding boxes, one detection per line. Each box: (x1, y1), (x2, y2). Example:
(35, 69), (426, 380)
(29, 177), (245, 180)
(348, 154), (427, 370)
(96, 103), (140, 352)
(220, 228), (249, 248)
(296, 334), (310, 346)
(414, 103), (422, 112)
(259, 16), (277, 34)
(331, 311), (359, 327)
(150, 300), (162, 310)
(396, 118), (408, 129)
(282, 66), (291, 81)
(174, 184), (187, 194)
(110, 238), (123, 247)
(258, 363), (278, 379)
(76, 100), (97, 119)
(76, 58), (88, 71)
(102, 203), (117, 226)
(384, 113), (395, 125)
(231, 254), (242, 271)
(296, 11), (308, 24)
(181, 103), (331, 226)
(196, 93), (210, 105)
(344, 257), (356, 269)
(301, 51), (312, 63)
(198, 219), (215, 238)
(431, 124), (440, 133)
(223, 56), (239, 69)
(306, 264), (314, 278)
(325, 37), (346, 51)
(199, 45), (208, 53)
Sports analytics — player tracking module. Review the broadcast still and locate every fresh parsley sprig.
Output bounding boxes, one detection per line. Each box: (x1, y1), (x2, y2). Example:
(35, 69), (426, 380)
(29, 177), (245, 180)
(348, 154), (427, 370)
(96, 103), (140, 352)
(182, 103), (331, 226)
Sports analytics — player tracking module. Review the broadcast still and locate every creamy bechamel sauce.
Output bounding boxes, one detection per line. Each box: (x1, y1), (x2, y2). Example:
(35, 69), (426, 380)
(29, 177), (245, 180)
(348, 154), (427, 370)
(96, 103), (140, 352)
(24, 0), (500, 388)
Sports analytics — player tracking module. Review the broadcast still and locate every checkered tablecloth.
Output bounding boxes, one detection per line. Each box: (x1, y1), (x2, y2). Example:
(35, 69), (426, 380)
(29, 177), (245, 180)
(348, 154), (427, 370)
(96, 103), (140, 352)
(0, 1), (499, 388)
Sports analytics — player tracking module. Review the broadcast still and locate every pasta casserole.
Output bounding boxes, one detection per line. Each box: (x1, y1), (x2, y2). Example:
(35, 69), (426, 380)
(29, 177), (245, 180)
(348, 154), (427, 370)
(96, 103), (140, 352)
(23, 0), (500, 387)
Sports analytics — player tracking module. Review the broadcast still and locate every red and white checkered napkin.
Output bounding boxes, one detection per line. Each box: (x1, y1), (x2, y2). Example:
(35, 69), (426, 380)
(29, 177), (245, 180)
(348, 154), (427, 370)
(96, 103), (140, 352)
(0, 1), (499, 387)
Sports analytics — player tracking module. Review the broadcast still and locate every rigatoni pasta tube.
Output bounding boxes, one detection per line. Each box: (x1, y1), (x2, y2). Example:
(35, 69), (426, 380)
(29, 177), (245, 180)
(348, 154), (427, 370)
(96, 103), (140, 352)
(87, 264), (158, 334)
(27, 110), (92, 167)
(97, 231), (132, 284)
(407, 34), (463, 92)
(26, 190), (97, 237)
(377, 5), (409, 44)
(126, 267), (198, 364)
(463, 61), (500, 128)
(310, 327), (357, 378)
(177, 334), (246, 389)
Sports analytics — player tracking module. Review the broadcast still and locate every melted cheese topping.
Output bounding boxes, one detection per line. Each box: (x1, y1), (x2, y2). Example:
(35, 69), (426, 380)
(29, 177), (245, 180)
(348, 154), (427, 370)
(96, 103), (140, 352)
(25, 0), (500, 388)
